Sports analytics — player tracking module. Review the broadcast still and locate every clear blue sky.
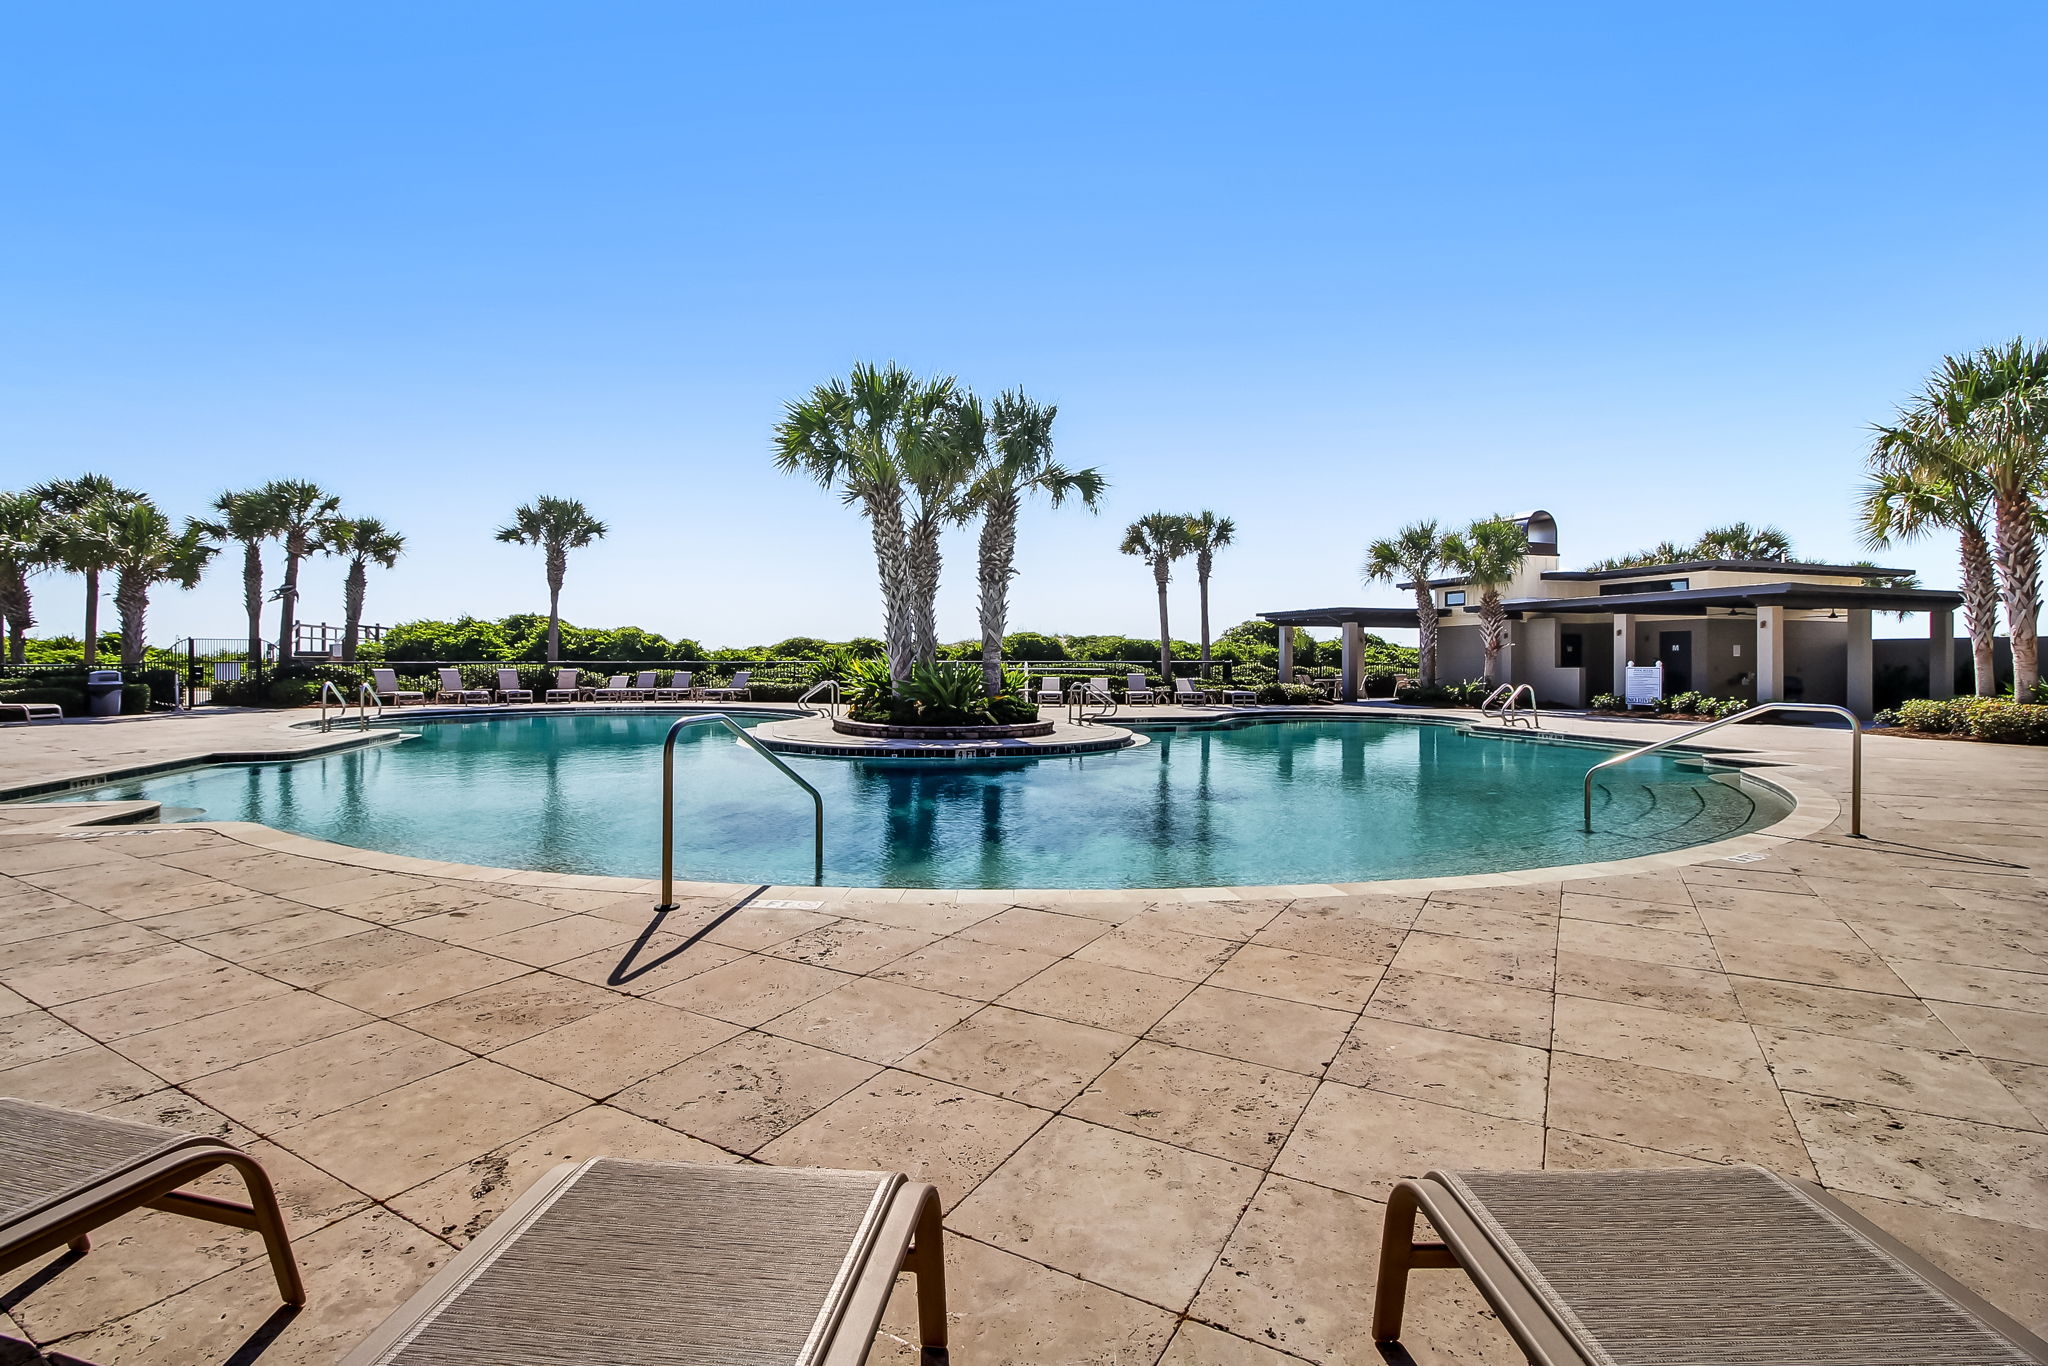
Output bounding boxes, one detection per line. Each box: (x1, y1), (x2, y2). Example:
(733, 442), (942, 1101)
(5, 2), (2043, 648)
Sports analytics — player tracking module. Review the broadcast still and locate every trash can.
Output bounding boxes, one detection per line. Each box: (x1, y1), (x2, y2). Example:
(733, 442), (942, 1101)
(86, 669), (125, 717)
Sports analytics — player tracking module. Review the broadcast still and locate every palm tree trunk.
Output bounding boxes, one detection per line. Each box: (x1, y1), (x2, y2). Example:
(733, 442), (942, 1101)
(866, 490), (916, 684)
(1958, 523), (2000, 696)
(0, 569), (30, 666)
(1991, 485), (2041, 694)
(908, 520), (942, 667)
(241, 539), (264, 667)
(1411, 583), (1438, 686)
(83, 569), (100, 668)
(545, 541), (568, 662)
(977, 489), (1019, 696)
(1479, 590), (1506, 685)
(1197, 554), (1213, 671)
(276, 541), (303, 667)
(1154, 558), (1173, 680)
(342, 559), (366, 662)
(116, 570), (146, 671)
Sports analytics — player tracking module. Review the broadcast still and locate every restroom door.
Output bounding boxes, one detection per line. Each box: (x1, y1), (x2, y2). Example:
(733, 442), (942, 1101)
(1658, 630), (1693, 693)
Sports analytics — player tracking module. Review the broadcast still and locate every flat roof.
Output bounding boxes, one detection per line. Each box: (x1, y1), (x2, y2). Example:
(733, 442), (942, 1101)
(1399, 558), (1915, 591)
(1259, 606), (1436, 628)
(1495, 581), (1963, 617)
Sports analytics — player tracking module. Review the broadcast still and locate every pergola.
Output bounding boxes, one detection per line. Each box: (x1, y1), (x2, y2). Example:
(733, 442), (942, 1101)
(1257, 607), (1432, 701)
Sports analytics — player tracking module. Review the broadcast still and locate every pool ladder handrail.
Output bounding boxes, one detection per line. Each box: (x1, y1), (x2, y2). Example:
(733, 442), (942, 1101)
(797, 678), (840, 719)
(1481, 684), (1539, 728)
(1068, 679), (1118, 725)
(1582, 701), (1860, 837)
(320, 680), (385, 732)
(658, 713), (824, 906)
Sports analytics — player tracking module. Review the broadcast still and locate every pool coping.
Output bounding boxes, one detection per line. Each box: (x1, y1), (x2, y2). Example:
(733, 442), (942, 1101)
(2, 703), (1843, 901)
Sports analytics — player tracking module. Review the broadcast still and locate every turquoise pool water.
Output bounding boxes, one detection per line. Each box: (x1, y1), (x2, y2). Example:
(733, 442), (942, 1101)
(63, 714), (1787, 888)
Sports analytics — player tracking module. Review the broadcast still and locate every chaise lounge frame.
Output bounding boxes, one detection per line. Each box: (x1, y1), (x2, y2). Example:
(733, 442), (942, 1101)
(1374, 1165), (2048, 1366)
(0, 1098), (303, 1310)
(341, 1157), (946, 1366)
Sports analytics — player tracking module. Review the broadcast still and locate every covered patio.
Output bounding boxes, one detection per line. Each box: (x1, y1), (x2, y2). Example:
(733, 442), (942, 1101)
(1257, 607), (1430, 702)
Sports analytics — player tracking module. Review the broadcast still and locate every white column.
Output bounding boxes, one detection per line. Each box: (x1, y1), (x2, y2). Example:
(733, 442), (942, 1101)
(1927, 608), (1955, 700)
(1845, 608), (1873, 719)
(1611, 613), (1634, 698)
(1278, 624), (1295, 683)
(1341, 621), (1361, 703)
(1756, 607), (1785, 703)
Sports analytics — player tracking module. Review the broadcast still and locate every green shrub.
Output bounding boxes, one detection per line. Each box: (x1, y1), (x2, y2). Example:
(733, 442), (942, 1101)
(268, 678), (326, 708)
(747, 682), (805, 702)
(767, 637), (833, 659)
(378, 617), (512, 662)
(0, 686), (86, 715)
(1892, 698), (1965, 733)
(1394, 679), (1494, 707)
(1589, 692), (1625, 711)
(1255, 683), (1325, 705)
(1002, 631), (1066, 661)
(119, 683), (151, 714)
(986, 694), (1039, 725)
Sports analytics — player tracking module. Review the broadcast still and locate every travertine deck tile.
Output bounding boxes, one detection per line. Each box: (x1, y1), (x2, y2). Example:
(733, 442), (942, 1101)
(1364, 968), (1552, 1048)
(1147, 984), (1353, 1075)
(1274, 1082), (1543, 1199)
(1067, 1040), (1316, 1165)
(996, 957), (1195, 1034)
(1551, 995), (1767, 1082)
(1329, 1016), (1549, 1122)
(1759, 1027), (2042, 1127)
(610, 1030), (880, 1153)
(903, 1005), (1134, 1108)
(758, 977), (978, 1063)
(1787, 1095), (2048, 1229)
(491, 997), (742, 1097)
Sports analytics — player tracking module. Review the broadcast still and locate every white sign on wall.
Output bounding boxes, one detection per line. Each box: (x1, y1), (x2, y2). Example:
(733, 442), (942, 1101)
(1624, 662), (1664, 708)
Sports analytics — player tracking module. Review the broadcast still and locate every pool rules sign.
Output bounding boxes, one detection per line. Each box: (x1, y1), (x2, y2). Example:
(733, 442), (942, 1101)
(1624, 662), (1664, 708)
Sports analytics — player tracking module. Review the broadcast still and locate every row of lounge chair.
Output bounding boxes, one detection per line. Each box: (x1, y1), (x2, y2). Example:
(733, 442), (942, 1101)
(8, 1094), (2042, 1364)
(373, 668), (751, 706)
(1034, 673), (1260, 706)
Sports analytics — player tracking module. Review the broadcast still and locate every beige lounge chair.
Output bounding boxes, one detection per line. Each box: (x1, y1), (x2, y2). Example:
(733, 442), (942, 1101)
(1034, 676), (1065, 706)
(652, 670), (694, 701)
(493, 668), (533, 703)
(1219, 682), (1259, 705)
(1124, 672), (1157, 704)
(591, 674), (638, 700)
(1172, 677), (1211, 706)
(340, 1158), (945, 1366)
(0, 1097), (303, 1311)
(1375, 1165), (2048, 1365)
(544, 668), (583, 703)
(435, 668), (491, 705)
(697, 669), (751, 701)
(0, 701), (64, 723)
(372, 668), (425, 706)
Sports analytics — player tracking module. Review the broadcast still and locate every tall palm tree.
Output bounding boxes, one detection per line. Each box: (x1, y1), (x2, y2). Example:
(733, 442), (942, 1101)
(1692, 521), (1795, 561)
(1121, 513), (1193, 679)
(775, 362), (951, 683)
(1958, 339), (2048, 695)
(318, 517), (406, 662)
(259, 480), (341, 666)
(898, 378), (974, 667)
(1442, 515), (1529, 685)
(494, 496), (608, 663)
(77, 498), (216, 669)
(1363, 520), (1454, 685)
(193, 487), (285, 669)
(962, 390), (1104, 694)
(0, 490), (56, 665)
(1863, 420), (2001, 695)
(31, 473), (144, 667)
(1184, 510), (1236, 673)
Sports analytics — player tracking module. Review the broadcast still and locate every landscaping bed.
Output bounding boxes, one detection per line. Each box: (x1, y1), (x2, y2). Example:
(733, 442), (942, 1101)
(832, 717), (1055, 740)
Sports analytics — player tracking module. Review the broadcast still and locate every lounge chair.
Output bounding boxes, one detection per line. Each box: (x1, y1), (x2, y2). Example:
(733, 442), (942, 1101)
(544, 668), (583, 703)
(629, 670), (659, 698)
(372, 668), (425, 706)
(697, 669), (751, 701)
(591, 674), (638, 701)
(493, 668), (533, 703)
(340, 1158), (946, 1366)
(435, 668), (491, 705)
(0, 701), (64, 723)
(1218, 680), (1259, 705)
(1172, 677), (1211, 706)
(652, 670), (694, 701)
(1034, 676), (1065, 706)
(1374, 1165), (2048, 1365)
(0, 1097), (303, 1311)
(1124, 672), (1157, 704)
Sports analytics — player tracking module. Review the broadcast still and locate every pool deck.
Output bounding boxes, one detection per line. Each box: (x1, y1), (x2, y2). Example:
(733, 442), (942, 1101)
(0, 703), (2044, 1363)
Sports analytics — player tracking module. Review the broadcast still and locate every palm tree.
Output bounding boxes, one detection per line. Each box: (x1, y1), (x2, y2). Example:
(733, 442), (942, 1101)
(318, 517), (406, 661)
(1184, 510), (1236, 674)
(0, 490), (56, 665)
(193, 487), (285, 670)
(495, 496), (608, 663)
(1442, 515), (1529, 685)
(1121, 513), (1194, 679)
(1862, 421), (2001, 695)
(1363, 520), (1454, 685)
(775, 362), (952, 683)
(1692, 521), (1795, 561)
(1953, 339), (2048, 695)
(898, 378), (974, 667)
(31, 473), (144, 667)
(77, 498), (216, 669)
(259, 480), (341, 666)
(962, 390), (1104, 694)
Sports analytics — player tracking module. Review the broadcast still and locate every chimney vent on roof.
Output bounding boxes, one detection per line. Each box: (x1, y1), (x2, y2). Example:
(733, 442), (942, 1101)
(1510, 510), (1558, 557)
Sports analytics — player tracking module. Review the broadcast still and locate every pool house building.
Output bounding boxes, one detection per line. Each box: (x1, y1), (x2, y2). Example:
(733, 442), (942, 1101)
(1264, 511), (1967, 717)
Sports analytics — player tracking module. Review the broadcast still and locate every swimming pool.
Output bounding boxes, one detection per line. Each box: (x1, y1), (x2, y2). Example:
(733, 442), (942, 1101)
(63, 713), (1789, 888)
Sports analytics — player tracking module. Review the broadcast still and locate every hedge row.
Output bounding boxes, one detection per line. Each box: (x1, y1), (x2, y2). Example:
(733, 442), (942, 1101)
(1879, 697), (2048, 745)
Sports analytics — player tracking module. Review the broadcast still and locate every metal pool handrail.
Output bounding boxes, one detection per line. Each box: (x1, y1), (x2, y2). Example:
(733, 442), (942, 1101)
(1582, 701), (1861, 837)
(797, 678), (840, 719)
(658, 713), (824, 907)
(1481, 683), (1539, 728)
(318, 681), (349, 732)
(356, 681), (383, 728)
